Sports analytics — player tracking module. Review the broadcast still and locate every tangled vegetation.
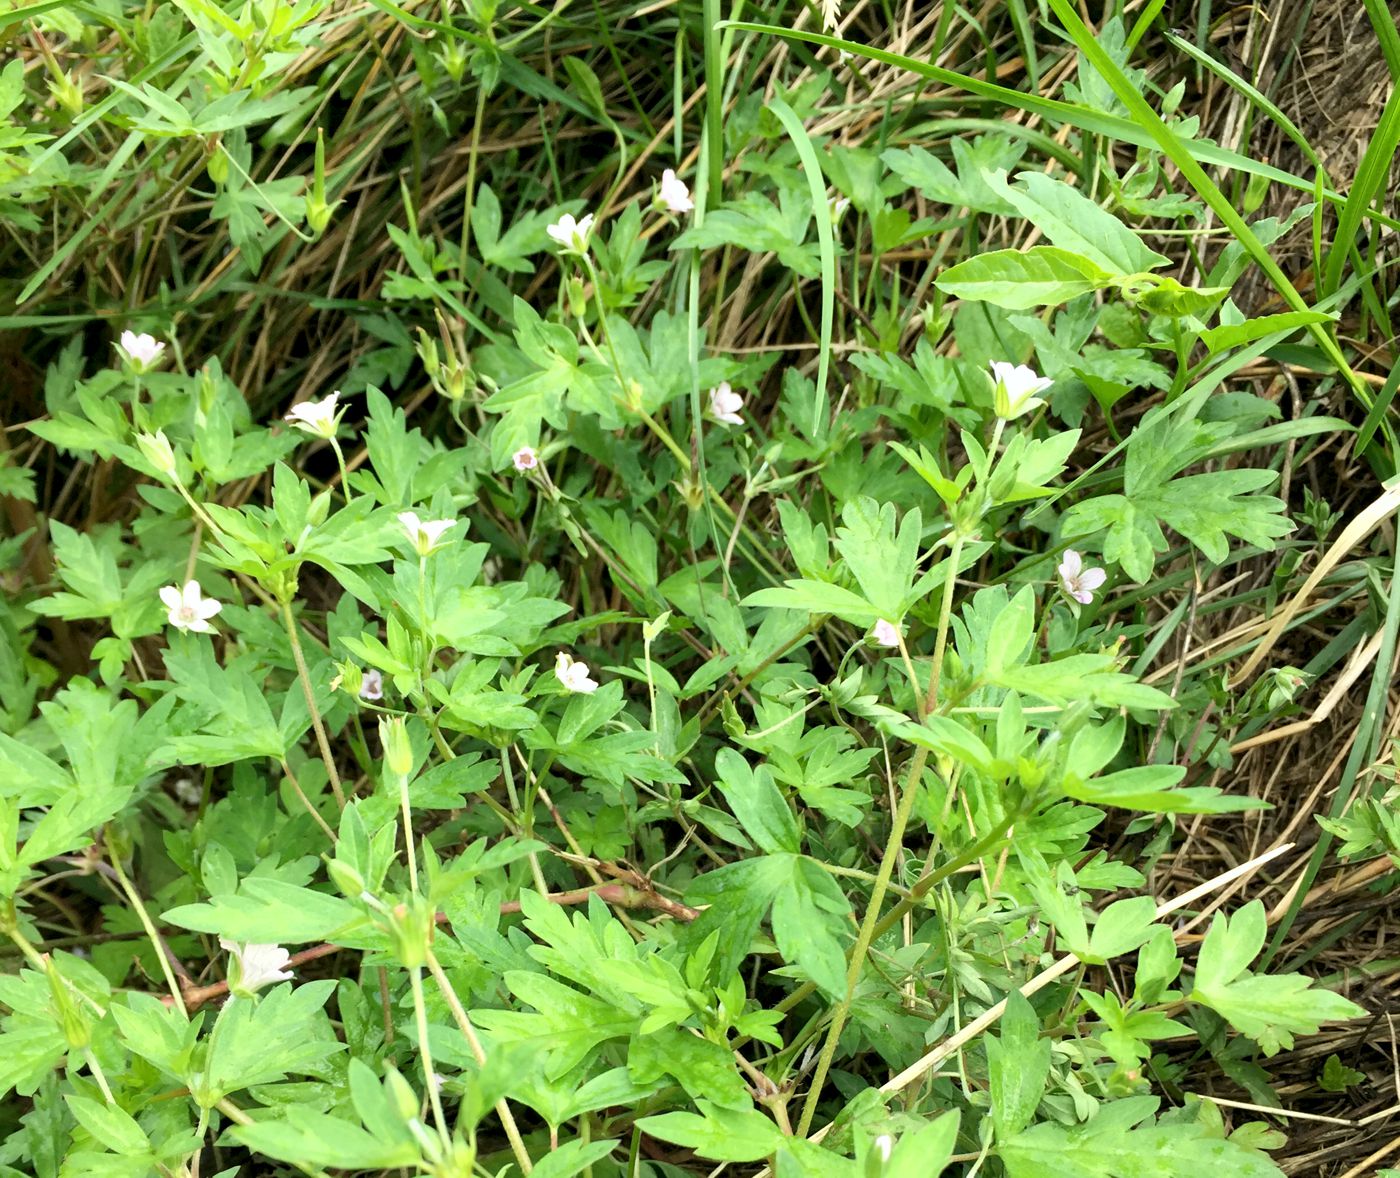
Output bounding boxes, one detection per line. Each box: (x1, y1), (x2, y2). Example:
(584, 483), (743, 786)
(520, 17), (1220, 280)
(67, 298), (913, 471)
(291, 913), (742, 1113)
(2, 0), (1399, 1175)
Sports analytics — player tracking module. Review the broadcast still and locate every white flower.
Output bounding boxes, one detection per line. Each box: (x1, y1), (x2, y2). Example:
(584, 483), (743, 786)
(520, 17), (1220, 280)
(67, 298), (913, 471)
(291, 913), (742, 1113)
(991, 361), (1053, 420)
(359, 668), (383, 702)
(873, 1134), (893, 1164)
(160, 581), (222, 633)
(116, 330), (165, 372)
(512, 446), (539, 472)
(172, 777), (201, 806)
(219, 938), (293, 997)
(872, 619), (902, 648)
(658, 168), (694, 214)
(554, 651), (599, 694)
(546, 211), (595, 254)
(1058, 549), (1107, 605)
(829, 195), (851, 223)
(397, 511), (456, 556)
(707, 382), (744, 426)
(285, 391), (342, 439)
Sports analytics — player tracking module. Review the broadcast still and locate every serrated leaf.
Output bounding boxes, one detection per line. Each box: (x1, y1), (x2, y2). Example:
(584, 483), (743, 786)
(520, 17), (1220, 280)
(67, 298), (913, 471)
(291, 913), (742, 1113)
(1190, 902), (1366, 1055)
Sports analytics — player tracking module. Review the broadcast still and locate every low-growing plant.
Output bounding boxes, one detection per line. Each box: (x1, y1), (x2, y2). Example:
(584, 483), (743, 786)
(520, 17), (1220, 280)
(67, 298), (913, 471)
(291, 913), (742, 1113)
(1, 2), (1390, 1176)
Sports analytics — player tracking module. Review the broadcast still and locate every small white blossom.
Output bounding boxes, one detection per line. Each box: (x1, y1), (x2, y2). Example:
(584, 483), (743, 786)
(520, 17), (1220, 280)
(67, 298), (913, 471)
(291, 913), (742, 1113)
(991, 361), (1053, 420)
(708, 382), (744, 426)
(397, 511), (456, 556)
(555, 651), (599, 694)
(512, 446), (539, 473)
(359, 668), (384, 702)
(285, 391), (342, 439)
(116, 331), (166, 372)
(546, 211), (595, 254)
(873, 1134), (893, 1164)
(829, 195), (851, 222)
(872, 619), (902, 648)
(657, 168), (693, 214)
(1058, 549), (1107, 605)
(160, 581), (222, 633)
(172, 777), (201, 806)
(219, 938), (293, 997)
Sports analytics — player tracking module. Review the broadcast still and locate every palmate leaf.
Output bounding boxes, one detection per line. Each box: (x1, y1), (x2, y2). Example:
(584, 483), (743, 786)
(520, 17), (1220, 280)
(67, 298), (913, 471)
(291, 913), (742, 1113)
(999, 1097), (1285, 1178)
(1189, 902), (1365, 1055)
(1064, 410), (1293, 582)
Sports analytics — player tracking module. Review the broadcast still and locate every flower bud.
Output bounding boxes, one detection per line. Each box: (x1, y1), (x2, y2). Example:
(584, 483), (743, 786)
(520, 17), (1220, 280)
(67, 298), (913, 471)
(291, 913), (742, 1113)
(136, 429), (179, 481)
(48, 70), (83, 118)
(379, 716), (414, 778)
(566, 275), (588, 318)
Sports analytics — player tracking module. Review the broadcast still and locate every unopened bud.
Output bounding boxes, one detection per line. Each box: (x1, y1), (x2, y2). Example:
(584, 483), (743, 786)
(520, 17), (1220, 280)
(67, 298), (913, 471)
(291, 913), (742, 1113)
(135, 430), (179, 481)
(379, 716), (414, 778)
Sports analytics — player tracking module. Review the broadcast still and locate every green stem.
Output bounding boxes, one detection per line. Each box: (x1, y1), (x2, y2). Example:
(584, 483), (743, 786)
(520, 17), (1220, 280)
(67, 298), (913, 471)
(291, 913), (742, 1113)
(282, 600), (346, 807)
(425, 948), (534, 1173)
(794, 533), (966, 1136)
(409, 965), (449, 1145)
(104, 834), (184, 1006)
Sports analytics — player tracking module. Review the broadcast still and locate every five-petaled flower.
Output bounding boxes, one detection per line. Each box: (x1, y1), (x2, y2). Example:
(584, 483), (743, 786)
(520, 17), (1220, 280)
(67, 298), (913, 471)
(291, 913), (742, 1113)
(397, 511), (456, 556)
(872, 619), (902, 648)
(116, 330), (165, 372)
(555, 651), (599, 694)
(285, 391), (342, 439)
(219, 938), (293, 998)
(546, 212), (595, 254)
(991, 361), (1053, 420)
(512, 446), (539, 473)
(160, 581), (222, 633)
(1058, 549), (1106, 605)
(359, 668), (384, 702)
(708, 382), (744, 426)
(658, 169), (693, 214)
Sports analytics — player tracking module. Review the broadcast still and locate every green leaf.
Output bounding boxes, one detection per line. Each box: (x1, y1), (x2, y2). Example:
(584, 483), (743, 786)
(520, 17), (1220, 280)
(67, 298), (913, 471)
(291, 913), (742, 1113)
(743, 579), (879, 626)
(64, 1095), (150, 1157)
(1320, 1053), (1365, 1092)
(936, 246), (1112, 309)
(714, 748), (800, 854)
(1000, 1100), (1286, 1178)
(987, 993), (1049, 1139)
(832, 498), (921, 620)
(530, 1138), (622, 1178)
(1199, 310), (1335, 354)
(163, 879), (367, 945)
(231, 1109), (420, 1169)
(1189, 902), (1365, 1055)
(769, 854), (850, 998)
(638, 1101), (784, 1163)
(994, 170), (1170, 274)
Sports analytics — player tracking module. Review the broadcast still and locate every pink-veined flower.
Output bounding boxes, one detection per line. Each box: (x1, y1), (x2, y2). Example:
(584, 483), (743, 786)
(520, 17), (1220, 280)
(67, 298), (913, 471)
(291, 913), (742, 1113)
(359, 668), (384, 702)
(1058, 549), (1107, 605)
(872, 619), (902, 648)
(160, 581), (222, 633)
(512, 446), (539, 472)
(708, 382), (744, 426)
